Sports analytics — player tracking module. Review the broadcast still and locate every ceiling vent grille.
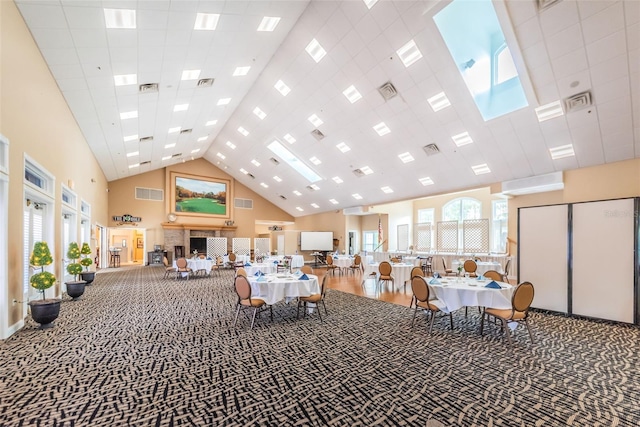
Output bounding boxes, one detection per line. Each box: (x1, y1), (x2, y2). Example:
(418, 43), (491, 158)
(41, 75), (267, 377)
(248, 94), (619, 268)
(270, 157), (280, 165)
(564, 90), (592, 113)
(139, 160), (151, 166)
(279, 195), (287, 200)
(139, 136), (154, 143)
(536, 0), (563, 11)
(352, 168), (365, 177)
(422, 143), (440, 156)
(378, 81), (398, 101)
(139, 83), (158, 93)
(171, 153), (182, 158)
(197, 78), (214, 87)
(311, 129), (325, 140)
(179, 129), (192, 134)
(247, 173), (255, 179)
(135, 187), (164, 201)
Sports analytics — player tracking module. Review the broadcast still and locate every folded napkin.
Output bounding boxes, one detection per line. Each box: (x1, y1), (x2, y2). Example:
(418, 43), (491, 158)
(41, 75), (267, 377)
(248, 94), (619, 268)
(273, 260), (279, 264)
(429, 278), (441, 285)
(476, 275), (484, 280)
(299, 273), (309, 280)
(433, 272), (441, 278)
(244, 262), (251, 267)
(485, 281), (501, 289)
(257, 275), (266, 282)
(254, 271), (263, 276)
(206, 257), (212, 260)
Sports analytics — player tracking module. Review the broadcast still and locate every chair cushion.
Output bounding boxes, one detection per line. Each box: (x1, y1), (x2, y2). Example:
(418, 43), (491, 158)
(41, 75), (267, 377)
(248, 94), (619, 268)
(379, 275), (393, 280)
(240, 298), (266, 307)
(485, 308), (526, 320)
(299, 293), (322, 303)
(416, 300), (442, 312)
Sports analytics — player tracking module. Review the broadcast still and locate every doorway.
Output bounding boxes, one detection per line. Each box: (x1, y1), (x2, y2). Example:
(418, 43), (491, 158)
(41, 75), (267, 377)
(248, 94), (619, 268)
(348, 231), (357, 255)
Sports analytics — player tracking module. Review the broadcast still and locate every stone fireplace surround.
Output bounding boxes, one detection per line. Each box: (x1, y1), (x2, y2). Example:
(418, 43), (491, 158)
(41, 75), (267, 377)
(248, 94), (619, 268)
(162, 223), (237, 256)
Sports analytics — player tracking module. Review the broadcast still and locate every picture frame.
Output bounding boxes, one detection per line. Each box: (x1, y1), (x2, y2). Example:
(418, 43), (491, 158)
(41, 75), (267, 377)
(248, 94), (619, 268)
(170, 172), (231, 219)
(136, 238), (143, 248)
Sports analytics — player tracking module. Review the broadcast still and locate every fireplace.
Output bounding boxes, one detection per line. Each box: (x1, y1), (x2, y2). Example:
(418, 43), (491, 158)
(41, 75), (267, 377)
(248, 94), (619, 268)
(190, 237), (207, 254)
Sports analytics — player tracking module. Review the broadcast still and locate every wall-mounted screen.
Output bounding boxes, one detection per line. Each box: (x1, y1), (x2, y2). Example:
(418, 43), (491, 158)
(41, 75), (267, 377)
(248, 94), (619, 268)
(300, 231), (333, 251)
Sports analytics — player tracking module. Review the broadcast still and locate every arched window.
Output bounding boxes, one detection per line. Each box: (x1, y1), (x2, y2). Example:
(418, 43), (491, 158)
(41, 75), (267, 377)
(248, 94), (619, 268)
(442, 197), (481, 221)
(494, 43), (518, 85)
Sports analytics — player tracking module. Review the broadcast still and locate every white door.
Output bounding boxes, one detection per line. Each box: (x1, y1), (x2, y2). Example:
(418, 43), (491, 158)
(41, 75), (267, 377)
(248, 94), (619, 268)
(277, 235), (285, 255)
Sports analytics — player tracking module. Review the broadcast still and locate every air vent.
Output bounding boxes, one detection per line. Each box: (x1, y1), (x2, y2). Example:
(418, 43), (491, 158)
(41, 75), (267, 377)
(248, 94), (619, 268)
(171, 153), (182, 158)
(247, 173), (255, 179)
(377, 81), (398, 101)
(139, 136), (154, 143)
(279, 195), (287, 200)
(564, 90), (592, 113)
(139, 160), (150, 165)
(352, 168), (365, 177)
(197, 78), (214, 87)
(179, 129), (192, 134)
(234, 198), (253, 209)
(422, 143), (440, 156)
(135, 187), (164, 201)
(139, 83), (158, 93)
(311, 129), (325, 140)
(536, 0), (562, 11)
(270, 157), (280, 165)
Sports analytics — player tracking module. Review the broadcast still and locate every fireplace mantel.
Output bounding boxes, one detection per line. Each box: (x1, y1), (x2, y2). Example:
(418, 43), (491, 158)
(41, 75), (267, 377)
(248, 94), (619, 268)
(161, 222), (237, 231)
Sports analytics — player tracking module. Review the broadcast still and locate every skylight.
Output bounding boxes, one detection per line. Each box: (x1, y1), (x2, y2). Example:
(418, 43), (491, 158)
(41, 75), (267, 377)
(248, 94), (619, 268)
(396, 39), (422, 68)
(434, 0), (528, 121)
(398, 152), (414, 163)
(194, 13), (219, 30)
(452, 132), (473, 147)
(472, 163), (491, 175)
(104, 9), (136, 29)
(233, 66), (251, 76)
(305, 38), (327, 63)
(237, 127), (249, 136)
(267, 140), (322, 183)
(283, 134), (296, 144)
(226, 141), (236, 149)
(274, 80), (291, 96)
(114, 74), (136, 86)
(332, 176), (343, 184)
(336, 142), (351, 153)
(258, 16), (281, 32)
(373, 122), (390, 136)
(550, 144), (575, 160)
(419, 177), (434, 186)
(427, 92), (451, 112)
(217, 98), (231, 106)
(253, 107), (266, 120)
(343, 85), (362, 103)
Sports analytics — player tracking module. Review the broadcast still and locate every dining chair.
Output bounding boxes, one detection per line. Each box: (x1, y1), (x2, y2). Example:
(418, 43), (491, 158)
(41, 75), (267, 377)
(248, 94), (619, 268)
(233, 275), (272, 329)
(390, 257), (401, 263)
(227, 253), (237, 269)
(480, 281), (535, 348)
(209, 256), (224, 276)
(198, 254), (206, 259)
(502, 259), (511, 283)
(410, 276), (452, 333)
(378, 261), (394, 290)
(236, 267), (247, 277)
(441, 258), (456, 276)
(407, 267), (424, 308)
(297, 274), (328, 321)
(300, 265), (313, 275)
(175, 257), (192, 280)
(421, 256), (433, 276)
(483, 270), (502, 281)
(163, 256), (176, 279)
(463, 259), (478, 277)
(326, 255), (340, 276)
(346, 254), (362, 275)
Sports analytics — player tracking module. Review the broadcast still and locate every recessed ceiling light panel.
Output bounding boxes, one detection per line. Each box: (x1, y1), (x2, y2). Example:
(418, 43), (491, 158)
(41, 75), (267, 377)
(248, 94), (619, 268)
(343, 85), (362, 103)
(233, 66), (251, 76)
(352, 193), (363, 200)
(427, 92), (451, 112)
(472, 163), (491, 175)
(181, 69), (201, 80)
(373, 122), (390, 136)
(120, 111), (137, 120)
(549, 144), (575, 160)
(104, 9), (136, 29)
(398, 152), (414, 163)
(253, 107), (266, 120)
(226, 141), (236, 149)
(217, 98), (231, 106)
(283, 134), (296, 144)
(535, 100), (564, 122)
(114, 74), (137, 86)
(194, 13), (219, 30)
(305, 38), (327, 63)
(336, 142), (351, 153)
(258, 16), (281, 32)
(381, 186), (394, 194)
(274, 80), (291, 96)
(419, 177), (434, 186)
(452, 131), (473, 147)
(237, 127), (249, 136)
(308, 114), (323, 127)
(396, 39), (422, 68)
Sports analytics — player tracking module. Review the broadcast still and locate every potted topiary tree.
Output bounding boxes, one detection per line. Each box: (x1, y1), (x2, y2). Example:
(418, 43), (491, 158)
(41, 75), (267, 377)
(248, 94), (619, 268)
(79, 242), (95, 284)
(28, 241), (61, 328)
(65, 242), (86, 300)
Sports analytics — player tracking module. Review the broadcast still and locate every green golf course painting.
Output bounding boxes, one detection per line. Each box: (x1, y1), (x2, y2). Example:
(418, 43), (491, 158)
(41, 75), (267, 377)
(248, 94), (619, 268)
(172, 173), (229, 217)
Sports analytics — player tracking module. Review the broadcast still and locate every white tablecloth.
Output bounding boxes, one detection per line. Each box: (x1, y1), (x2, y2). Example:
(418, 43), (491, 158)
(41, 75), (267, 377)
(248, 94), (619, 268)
(430, 278), (514, 313)
(402, 256), (422, 266)
(224, 254), (250, 265)
(264, 255), (305, 268)
(173, 259), (213, 275)
(244, 263), (277, 276)
(333, 257), (353, 269)
(452, 261), (502, 276)
(248, 273), (320, 305)
(363, 262), (416, 288)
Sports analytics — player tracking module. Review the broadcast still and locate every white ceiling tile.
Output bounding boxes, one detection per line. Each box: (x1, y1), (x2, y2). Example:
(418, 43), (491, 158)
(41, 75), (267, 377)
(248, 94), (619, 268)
(586, 30), (627, 66)
(62, 5), (105, 29)
(514, 16), (544, 50)
(581, 2), (625, 45)
(555, 70), (591, 98)
(624, 0), (640, 26)
(589, 54), (628, 86)
(522, 41), (550, 70)
(550, 48), (588, 80)
(30, 28), (75, 49)
(603, 143), (634, 163)
(578, 0), (615, 20)
(354, 12), (383, 42)
(545, 23), (584, 60)
(538, 0), (579, 37)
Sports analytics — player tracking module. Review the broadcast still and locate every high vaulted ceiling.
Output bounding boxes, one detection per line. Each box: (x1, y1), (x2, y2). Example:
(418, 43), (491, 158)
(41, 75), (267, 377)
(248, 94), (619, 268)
(16, 0), (639, 216)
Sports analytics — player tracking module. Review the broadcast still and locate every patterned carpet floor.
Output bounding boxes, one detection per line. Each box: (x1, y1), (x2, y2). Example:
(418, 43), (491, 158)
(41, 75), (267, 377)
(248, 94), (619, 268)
(1, 266), (639, 426)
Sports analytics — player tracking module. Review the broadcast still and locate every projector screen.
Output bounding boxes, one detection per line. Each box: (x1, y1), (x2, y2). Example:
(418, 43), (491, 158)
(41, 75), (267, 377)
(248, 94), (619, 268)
(300, 231), (333, 251)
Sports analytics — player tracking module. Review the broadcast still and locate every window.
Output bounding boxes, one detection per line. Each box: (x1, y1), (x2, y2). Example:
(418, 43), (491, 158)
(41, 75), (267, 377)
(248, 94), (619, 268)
(62, 185), (77, 208)
(0, 134), (8, 338)
(415, 208), (435, 251)
(397, 224), (409, 251)
(440, 197), (482, 252)
(24, 202), (44, 296)
(494, 44), (518, 85)
(62, 213), (76, 282)
(80, 200), (91, 217)
(417, 208), (434, 224)
(363, 231), (377, 253)
(492, 199), (508, 252)
(24, 156), (55, 197)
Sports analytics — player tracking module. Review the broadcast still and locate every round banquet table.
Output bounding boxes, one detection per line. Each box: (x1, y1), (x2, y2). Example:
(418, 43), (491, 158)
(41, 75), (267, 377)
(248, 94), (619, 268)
(452, 260), (503, 276)
(247, 273), (320, 305)
(428, 277), (514, 313)
(362, 262), (415, 288)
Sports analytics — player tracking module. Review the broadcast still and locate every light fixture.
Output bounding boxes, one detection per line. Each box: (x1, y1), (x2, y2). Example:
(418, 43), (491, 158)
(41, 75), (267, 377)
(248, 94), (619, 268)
(419, 177), (434, 186)
(305, 38), (327, 63)
(293, 190), (302, 196)
(162, 155), (172, 161)
(197, 136), (208, 142)
(396, 39), (422, 68)
(472, 163), (491, 175)
(309, 156), (321, 165)
(273, 176), (282, 182)
(104, 9), (136, 29)
(381, 186), (394, 194)
(363, 0), (379, 9)
(274, 80), (291, 96)
(309, 184), (320, 191)
(260, 182), (269, 188)
(427, 92), (451, 112)
(398, 152), (414, 163)
(373, 122), (390, 136)
(173, 104), (189, 112)
(237, 127), (249, 136)
(194, 13), (219, 30)
(296, 207), (304, 212)
(257, 16), (281, 32)
(205, 120), (218, 126)
(283, 134), (296, 144)
(549, 144), (575, 160)
(352, 193), (363, 200)
(126, 151), (138, 157)
(329, 199), (339, 205)
(168, 127), (181, 134)
(164, 143), (176, 148)
(114, 74), (137, 86)
(253, 107), (266, 120)
(535, 100), (564, 122)
(240, 168), (248, 175)
(226, 141), (236, 149)
(216, 152), (226, 160)
(251, 159), (261, 167)
(181, 70), (201, 80)
(342, 85), (363, 103)
(336, 142), (351, 153)
(452, 131), (473, 147)
(217, 98), (231, 106)
(120, 111), (137, 120)
(233, 66), (251, 76)
(191, 148), (200, 154)
(332, 177), (343, 184)
(308, 114), (323, 127)
(128, 163), (139, 169)
(123, 134), (138, 142)
(311, 203), (319, 208)
(359, 166), (373, 175)
(267, 140), (322, 183)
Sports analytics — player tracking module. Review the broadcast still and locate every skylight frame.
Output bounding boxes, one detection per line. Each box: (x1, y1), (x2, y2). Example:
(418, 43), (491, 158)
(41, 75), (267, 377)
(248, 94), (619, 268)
(267, 140), (322, 183)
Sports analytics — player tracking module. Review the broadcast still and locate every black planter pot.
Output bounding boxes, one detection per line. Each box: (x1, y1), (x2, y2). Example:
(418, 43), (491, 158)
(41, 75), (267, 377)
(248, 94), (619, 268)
(80, 271), (95, 285)
(65, 280), (86, 300)
(28, 299), (61, 328)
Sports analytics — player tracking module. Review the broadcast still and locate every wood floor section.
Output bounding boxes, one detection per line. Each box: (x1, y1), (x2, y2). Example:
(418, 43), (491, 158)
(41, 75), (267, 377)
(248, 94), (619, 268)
(316, 266), (414, 307)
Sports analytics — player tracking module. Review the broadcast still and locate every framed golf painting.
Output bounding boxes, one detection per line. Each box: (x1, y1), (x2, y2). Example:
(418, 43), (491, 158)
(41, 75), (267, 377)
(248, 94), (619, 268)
(170, 172), (231, 219)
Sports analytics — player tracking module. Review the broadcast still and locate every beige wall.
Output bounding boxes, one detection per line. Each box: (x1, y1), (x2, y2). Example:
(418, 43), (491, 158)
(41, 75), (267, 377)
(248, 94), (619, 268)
(108, 158), (294, 247)
(1, 1), (109, 333)
(291, 211), (347, 256)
